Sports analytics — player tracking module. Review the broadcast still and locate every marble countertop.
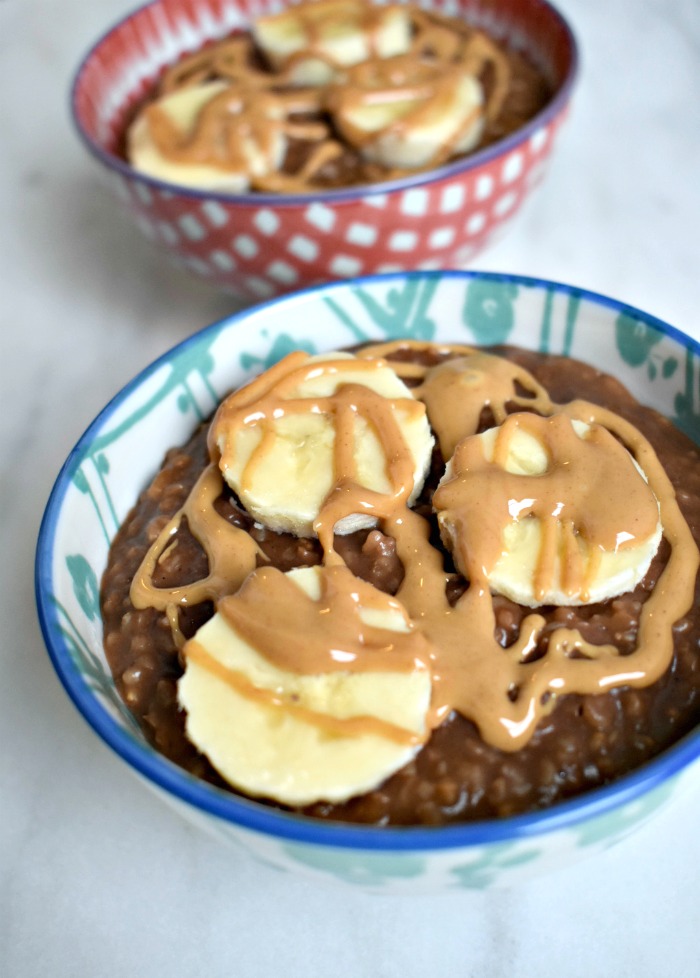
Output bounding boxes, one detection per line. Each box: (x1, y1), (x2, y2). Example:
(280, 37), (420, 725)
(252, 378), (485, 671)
(3, 0), (700, 974)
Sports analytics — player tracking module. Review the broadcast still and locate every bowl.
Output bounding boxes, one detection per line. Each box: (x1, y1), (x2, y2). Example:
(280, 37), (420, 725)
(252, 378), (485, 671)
(71, 0), (578, 301)
(36, 270), (700, 893)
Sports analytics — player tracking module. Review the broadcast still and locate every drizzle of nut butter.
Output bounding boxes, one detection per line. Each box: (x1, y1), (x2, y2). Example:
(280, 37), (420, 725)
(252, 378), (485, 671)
(130, 341), (699, 751)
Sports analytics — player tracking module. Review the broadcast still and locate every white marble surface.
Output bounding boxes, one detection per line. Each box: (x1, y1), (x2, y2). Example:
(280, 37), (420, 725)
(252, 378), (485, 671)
(3, 0), (700, 974)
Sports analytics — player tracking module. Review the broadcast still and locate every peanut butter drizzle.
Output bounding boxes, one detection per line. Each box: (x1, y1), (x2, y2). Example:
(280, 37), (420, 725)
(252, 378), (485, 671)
(326, 56), (483, 170)
(144, 84), (328, 177)
(136, 1), (512, 190)
(435, 412), (661, 602)
(185, 641), (422, 746)
(412, 392), (699, 749)
(253, 140), (346, 194)
(412, 350), (552, 458)
(383, 345), (697, 748)
(327, 14), (510, 167)
(129, 464), (263, 647)
(217, 564), (431, 676)
(409, 10), (510, 121)
(207, 353), (426, 517)
(159, 36), (279, 94)
(132, 341), (699, 752)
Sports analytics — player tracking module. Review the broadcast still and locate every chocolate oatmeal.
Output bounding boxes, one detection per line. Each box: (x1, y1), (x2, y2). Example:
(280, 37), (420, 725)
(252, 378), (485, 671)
(101, 343), (700, 825)
(124, 0), (552, 193)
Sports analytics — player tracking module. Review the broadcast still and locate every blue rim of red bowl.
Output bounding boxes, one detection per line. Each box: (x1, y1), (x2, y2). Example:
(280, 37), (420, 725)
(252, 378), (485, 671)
(69, 0), (579, 206)
(35, 270), (700, 852)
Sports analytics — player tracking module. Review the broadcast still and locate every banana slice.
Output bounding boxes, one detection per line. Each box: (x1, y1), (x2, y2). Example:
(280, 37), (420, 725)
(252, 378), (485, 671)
(127, 81), (287, 191)
(328, 59), (484, 170)
(435, 414), (663, 607)
(178, 566), (432, 805)
(209, 351), (434, 537)
(253, 0), (412, 86)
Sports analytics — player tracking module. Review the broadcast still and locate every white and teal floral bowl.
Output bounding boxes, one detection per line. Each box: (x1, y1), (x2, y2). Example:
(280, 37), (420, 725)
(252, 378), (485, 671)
(36, 271), (700, 893)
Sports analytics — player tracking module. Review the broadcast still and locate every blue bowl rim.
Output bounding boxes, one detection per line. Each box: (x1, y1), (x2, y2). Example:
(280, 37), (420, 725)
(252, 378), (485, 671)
(69, 0), (579, 207)
(35, 269), (700, 853)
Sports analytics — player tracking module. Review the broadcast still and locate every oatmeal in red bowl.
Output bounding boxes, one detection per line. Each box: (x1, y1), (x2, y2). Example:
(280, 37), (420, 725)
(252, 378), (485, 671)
(71, 0), (578, 299)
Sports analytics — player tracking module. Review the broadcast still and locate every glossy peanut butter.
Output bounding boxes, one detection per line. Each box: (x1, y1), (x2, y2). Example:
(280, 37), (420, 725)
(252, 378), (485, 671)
(129, 1), (515, 190)
(130, 343), (699, 752)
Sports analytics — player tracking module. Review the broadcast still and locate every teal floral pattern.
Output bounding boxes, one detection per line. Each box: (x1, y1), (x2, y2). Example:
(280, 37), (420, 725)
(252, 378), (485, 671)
(240, 332), (316, 371)
(449, 841), (540, 890)
(69, 330), (222, 544)
(72, 458), (116, 546)
(615, 311), (678, 381)
(282, 841), (426, 886)
(616, 312), (664, 367)
(51, 327), (227, 740)
(282, 837), (542, 890)
(674, 347), (700, 442)
(51, 593), (140, 732)
(325, 277), (439, 342)
(573, 778), (675, 850)
(462, 278), (518, 344)
(537, 286), (582, 355)
(67, 555), (100, 621)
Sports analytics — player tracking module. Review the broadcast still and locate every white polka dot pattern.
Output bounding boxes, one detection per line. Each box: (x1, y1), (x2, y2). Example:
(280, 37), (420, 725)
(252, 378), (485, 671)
(346, 223), (378, 247)
(401, 189), (430, 216)
(288, 235), (319, 262)
(253, 209), (280, 235)
(179, 215), (205, 240)
(111, 107), (565, 300)
(389, 231), (419, 252)
(235, 235), (260, 258)
(202, 201), (228, 227)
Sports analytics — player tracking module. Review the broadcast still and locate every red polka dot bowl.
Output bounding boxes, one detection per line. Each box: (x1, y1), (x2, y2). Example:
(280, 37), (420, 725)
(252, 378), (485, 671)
(71, 0), (578, 301)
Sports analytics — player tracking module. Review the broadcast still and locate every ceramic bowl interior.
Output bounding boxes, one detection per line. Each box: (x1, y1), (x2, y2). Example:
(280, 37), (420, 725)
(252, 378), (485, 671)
(71, 0), (578, 299)
(36, 271), (700, 893)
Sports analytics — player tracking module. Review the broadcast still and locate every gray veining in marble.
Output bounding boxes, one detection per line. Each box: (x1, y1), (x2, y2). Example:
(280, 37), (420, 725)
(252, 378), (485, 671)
(3, 1), (700, 975)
